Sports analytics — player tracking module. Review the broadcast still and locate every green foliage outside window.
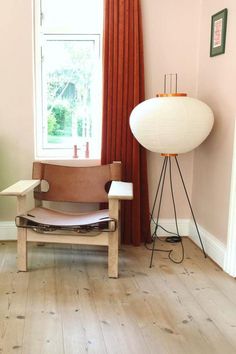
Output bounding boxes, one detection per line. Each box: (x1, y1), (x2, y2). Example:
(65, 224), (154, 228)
(48, 103), (72, 136)
(46, 41), (95, 144)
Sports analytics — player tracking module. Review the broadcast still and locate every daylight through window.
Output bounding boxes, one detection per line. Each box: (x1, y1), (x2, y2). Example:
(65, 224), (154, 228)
(34, 0), (103, 159)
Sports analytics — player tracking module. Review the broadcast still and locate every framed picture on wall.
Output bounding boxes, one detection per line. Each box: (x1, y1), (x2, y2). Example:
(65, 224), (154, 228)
(210, 8), (228, 57)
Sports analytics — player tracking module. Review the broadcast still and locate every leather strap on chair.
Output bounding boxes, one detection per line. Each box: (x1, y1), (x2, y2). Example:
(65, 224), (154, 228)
(16, 207), (116, 233)
(32, 162), (122, 203)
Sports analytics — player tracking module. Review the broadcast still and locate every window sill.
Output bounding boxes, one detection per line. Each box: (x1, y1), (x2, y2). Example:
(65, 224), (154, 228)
(34, 158), (101, 167)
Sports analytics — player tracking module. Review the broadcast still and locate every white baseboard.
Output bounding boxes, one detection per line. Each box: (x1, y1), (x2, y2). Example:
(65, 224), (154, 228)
(151, 218), (226, 270)
(151, 218), (190, 237)
(0, 221), (17, 240)
(0, 219), (226, 270)
(188, 221), (226, 269)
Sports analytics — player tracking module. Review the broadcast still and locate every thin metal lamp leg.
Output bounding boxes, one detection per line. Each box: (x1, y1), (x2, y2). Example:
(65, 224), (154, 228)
(150, 156), (168, 224)
(174, 156), (207, 257)
(149, 157), (168, 268)
(165, 156), (181, 243)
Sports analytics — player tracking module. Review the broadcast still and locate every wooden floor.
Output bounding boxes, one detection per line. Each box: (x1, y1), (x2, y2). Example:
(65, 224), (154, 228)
(0, 239), (236, 354)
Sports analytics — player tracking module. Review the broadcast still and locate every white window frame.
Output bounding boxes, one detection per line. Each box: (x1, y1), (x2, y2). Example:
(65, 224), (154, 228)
(33, 0), (102, 161)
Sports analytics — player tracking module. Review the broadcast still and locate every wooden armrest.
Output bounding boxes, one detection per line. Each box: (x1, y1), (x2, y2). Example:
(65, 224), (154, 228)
(108, 181), (133, 200)
(0, 180), (41, 196)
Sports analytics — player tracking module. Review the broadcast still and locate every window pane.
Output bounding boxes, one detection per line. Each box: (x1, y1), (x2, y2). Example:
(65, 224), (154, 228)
(42, 0), (103, 33)
(35, 1), (103, 159)
(43, 36), (100, 150)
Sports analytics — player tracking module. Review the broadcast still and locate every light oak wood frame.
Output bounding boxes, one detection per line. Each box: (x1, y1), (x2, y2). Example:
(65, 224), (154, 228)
(0, 164), (133, 278)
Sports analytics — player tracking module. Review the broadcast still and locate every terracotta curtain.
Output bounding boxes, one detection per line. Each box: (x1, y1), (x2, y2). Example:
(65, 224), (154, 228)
(101, 0), (150, 245)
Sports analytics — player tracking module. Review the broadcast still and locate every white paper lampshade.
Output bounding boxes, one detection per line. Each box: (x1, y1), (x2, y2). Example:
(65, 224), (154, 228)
(129, 96), (214, 154)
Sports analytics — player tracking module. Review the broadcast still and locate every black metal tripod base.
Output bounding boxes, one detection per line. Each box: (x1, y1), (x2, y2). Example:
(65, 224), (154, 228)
(149, 155), (206, 267)
(166, 236), (181, 243)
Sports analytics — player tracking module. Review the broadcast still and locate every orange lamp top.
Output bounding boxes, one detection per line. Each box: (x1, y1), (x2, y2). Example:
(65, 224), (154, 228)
(156, 93), (187, 97)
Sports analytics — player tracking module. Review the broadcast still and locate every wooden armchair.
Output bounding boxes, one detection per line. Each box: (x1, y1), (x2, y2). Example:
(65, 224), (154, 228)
(0, 161), (133, 278)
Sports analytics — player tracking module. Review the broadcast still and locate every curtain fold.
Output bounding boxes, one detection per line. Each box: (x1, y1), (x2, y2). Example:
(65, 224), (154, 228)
(102, 0), (150, 245)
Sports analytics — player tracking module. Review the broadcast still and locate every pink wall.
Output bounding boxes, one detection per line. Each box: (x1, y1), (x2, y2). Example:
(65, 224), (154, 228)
(192, 0), (236, 243)
(0, 0), (202, 222)
(141, 0), (201, 218)
(141, 0), (236, 245)
(0, 0), (235, 248)
(0, 0), (34, 219)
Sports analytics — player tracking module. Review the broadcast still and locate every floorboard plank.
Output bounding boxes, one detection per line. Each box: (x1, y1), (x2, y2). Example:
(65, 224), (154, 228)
(0, 240), (236, 354)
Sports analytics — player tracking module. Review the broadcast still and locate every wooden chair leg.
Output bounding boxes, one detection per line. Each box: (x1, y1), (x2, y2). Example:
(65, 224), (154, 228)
(108, 229), (119, 278)
(17, 228), (27, 271)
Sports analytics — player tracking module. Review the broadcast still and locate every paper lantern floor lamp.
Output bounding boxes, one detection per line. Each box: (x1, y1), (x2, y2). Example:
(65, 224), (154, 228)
(130, 74), (214, 266)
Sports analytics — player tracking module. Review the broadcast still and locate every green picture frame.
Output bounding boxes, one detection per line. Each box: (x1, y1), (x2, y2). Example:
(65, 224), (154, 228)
(210, 8), (228, 57)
